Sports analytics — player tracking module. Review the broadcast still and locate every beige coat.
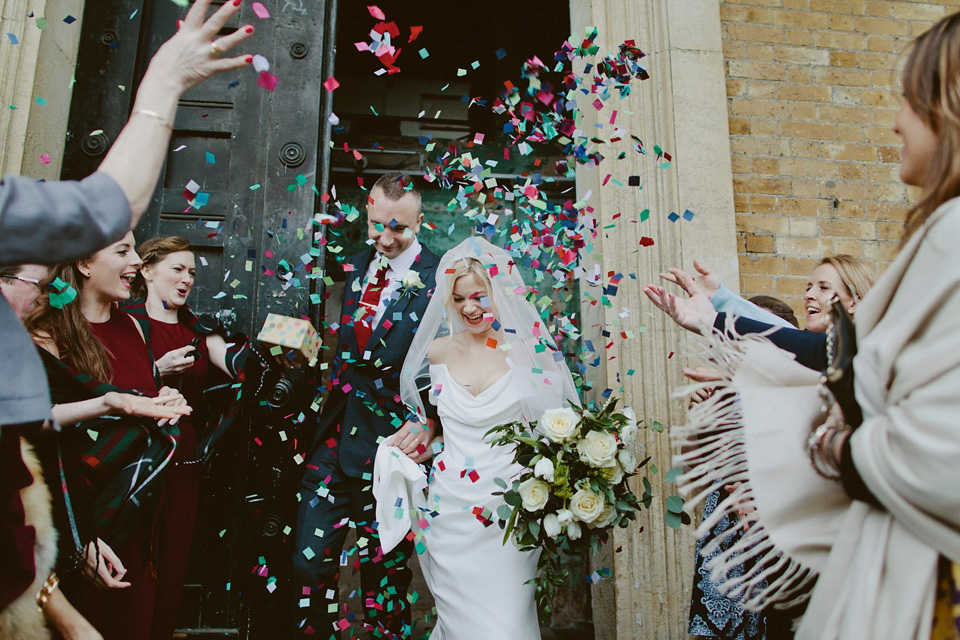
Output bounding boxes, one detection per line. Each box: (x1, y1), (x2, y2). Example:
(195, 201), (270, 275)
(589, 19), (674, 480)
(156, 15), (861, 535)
(675, 197), (960, 639)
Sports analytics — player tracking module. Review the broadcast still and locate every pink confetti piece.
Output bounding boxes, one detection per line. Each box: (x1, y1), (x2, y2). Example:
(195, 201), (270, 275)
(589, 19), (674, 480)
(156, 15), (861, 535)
(251, 2), (271, 19)
(367, 5), (385, 20)
(323, 76), (340, 92)
(39, 153), (51, 164)
(257, 71), (278, 91)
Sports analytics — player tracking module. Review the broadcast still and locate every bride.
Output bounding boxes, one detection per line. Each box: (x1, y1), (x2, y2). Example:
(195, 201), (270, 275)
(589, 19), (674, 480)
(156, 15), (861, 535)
(373, 236), (579, 639)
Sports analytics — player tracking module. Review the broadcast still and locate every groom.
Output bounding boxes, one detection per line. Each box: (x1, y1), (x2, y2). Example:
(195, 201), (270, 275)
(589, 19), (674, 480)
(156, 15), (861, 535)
(294, 172), (439, 638)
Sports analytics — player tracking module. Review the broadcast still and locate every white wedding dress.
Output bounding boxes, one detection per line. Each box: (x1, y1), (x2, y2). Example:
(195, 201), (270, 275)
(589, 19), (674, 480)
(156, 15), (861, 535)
(419, 363), (540, 640)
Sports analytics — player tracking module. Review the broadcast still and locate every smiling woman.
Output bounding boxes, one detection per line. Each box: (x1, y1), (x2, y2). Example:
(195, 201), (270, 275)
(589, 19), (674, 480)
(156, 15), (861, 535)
(802, 255), (877, 333)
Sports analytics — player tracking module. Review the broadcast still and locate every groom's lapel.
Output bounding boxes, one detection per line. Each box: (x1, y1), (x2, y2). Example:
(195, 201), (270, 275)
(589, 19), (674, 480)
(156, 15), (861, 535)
(366, 247), (437, 352)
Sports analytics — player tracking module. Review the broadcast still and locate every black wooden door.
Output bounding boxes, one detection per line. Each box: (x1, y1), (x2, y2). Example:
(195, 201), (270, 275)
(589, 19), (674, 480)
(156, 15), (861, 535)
(62, 1), (336, 636)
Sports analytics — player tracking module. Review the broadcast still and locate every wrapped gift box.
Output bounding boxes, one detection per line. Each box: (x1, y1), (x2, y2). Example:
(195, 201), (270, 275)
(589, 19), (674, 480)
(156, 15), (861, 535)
(257, 313), (321, 363)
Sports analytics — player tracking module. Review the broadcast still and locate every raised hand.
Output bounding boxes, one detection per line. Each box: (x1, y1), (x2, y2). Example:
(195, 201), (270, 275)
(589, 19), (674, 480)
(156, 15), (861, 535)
(147, 0), (254, 95)
(643, 268), (718, 334)
(658, 260), (722, 299)
(154, 345), (197, 376)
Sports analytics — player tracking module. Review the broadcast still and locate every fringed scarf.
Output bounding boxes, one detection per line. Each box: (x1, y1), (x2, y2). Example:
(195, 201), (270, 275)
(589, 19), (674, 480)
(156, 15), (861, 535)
(674, 197), (960, 640)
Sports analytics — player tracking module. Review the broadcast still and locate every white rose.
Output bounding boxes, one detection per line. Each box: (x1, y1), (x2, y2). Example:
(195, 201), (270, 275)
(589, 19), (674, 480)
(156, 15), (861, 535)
(617, 447), (637, 473)
(588, 503), (618, 529)
(556, 508), (573, 526)
(401, 270), (423, 288)
(518, 477), (550, 512)
(620, 407), (638, 446)
(566, 520), (582, 540)
(534, 457), (555, 482)
(603, 460), (624, 485)
(539, 407), (580, 443)
(577, 430), (618, 468)
(543, 513), (562, 538)
(569, 487), (606, 524)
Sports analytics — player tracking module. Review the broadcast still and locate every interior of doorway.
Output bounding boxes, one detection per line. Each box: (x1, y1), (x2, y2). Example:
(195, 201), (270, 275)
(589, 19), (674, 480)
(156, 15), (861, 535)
(321, 1), (591, 635)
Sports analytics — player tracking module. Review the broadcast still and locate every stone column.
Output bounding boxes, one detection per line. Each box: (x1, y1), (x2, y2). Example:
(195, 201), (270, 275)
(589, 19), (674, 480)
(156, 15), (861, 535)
(569, 1), (738, 638)
(0, 0), (85, 178)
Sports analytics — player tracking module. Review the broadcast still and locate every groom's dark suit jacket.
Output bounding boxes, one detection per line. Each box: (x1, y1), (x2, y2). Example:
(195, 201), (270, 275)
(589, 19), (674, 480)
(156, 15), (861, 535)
(311, 244), (439, 478)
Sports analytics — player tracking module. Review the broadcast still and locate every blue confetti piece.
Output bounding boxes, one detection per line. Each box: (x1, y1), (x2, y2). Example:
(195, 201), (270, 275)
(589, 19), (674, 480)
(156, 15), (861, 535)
(193, 192), (210, 207)
(683, 209), (695, 221)
(63, 15), (76, 24)
(35, 96), (46, 106)
(205, 151), (216, 164)
(667, 212), (680, 222)
(495, 48), (507, 60)
(6, 33), (18, 44)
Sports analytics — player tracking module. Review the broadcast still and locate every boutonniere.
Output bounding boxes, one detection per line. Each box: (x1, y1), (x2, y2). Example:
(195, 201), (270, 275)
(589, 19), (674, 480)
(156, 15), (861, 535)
(398, 269), (425, 299)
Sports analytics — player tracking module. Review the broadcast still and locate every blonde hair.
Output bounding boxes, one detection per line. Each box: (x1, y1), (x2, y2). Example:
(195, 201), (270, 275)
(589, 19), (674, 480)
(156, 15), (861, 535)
(444, 258), (494, 330)
(131, 236), (193, 299)
(900, 12), (960, 241)
(819, 254), (878, 303)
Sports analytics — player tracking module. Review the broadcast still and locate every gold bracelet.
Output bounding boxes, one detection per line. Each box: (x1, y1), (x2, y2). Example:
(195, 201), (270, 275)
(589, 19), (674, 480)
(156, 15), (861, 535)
(36, 571), (59, 610)
(133, 109), (173, 131)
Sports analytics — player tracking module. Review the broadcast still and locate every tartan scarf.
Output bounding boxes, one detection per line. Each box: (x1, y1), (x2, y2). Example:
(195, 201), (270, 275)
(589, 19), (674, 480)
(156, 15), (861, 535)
(38, 347), (179, 548)
(121, 301), (277, 465)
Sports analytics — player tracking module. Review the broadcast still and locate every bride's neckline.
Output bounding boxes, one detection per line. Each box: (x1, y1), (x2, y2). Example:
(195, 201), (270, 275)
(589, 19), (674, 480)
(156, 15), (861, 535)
(433, 363), (512, 399)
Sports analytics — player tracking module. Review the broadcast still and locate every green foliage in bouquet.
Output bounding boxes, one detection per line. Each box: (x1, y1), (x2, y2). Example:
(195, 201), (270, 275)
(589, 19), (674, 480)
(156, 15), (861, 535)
(486, 397), (652, 616)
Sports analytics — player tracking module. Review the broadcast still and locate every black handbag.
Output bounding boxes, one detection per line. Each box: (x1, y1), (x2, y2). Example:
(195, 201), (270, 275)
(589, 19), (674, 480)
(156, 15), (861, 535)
(823, 299), (863, 429)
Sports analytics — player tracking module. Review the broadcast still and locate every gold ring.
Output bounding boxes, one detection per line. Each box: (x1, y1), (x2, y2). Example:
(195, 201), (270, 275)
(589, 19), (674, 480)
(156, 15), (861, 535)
(210, 41), (222, 56)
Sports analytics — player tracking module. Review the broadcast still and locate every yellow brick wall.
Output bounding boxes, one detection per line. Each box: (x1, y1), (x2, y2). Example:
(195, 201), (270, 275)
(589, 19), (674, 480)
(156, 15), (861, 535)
(721, 0), (957, 318)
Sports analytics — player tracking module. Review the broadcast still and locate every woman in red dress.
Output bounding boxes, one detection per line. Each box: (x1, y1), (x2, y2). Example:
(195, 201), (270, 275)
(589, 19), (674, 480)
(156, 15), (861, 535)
(131, 235), (289, 640)
(132, 236), (232, 640)
(26, 230), (191, 640)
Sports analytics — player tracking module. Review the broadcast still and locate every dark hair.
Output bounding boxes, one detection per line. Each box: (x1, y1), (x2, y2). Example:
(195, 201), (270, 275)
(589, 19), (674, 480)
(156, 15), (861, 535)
(372, 171), (420, 201)
(131, 236), (193, 299)
(749, 295), (799, 328)
(0, 265), (22, 279)
(901, 12), (960, 241)
(24, 263), (113, 382)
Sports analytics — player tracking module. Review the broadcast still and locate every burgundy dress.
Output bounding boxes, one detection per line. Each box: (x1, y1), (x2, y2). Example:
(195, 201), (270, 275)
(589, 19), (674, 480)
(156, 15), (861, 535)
(144, 316), (208, 640)
(82, 307), (160, 640)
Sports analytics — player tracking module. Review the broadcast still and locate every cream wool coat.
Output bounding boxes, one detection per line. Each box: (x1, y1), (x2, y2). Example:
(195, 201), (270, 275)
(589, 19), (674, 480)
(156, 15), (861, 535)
(676, 196), (960, 640)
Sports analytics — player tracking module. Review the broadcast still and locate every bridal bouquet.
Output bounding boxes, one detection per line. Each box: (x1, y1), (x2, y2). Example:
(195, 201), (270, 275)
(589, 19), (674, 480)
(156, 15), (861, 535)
(486, 398), (648, 614)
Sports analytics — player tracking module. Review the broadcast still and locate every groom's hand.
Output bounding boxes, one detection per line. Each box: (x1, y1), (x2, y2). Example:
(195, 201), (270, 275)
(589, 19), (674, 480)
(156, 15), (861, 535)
(392, 420), (434, 461)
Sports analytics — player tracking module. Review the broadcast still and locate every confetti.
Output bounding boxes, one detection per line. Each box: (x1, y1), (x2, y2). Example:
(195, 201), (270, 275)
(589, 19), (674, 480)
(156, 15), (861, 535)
(251, 2), (271, 19)
(257, 71), (278, 91)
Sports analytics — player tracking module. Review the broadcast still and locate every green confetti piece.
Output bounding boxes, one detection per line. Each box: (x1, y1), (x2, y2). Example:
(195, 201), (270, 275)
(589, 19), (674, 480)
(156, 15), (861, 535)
(36, 17), (48, 29)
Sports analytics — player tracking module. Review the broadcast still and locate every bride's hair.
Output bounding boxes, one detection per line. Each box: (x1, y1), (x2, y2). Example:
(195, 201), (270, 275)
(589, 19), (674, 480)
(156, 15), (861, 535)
(444, 257), (497, 332)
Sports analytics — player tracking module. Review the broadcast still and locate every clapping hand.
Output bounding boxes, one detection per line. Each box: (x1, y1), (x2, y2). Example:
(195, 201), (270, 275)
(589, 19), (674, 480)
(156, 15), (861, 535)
(155, 386), (191, 426)
(101, 391), (191, 422)
(643, 268), (718, 333)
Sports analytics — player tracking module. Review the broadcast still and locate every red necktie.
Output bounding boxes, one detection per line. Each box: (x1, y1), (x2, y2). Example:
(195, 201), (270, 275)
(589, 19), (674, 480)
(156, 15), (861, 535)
(355, 263), (390, 353)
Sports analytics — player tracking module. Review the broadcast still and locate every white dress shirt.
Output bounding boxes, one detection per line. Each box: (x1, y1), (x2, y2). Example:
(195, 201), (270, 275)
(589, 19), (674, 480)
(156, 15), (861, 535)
(362, 237), (422, 329)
